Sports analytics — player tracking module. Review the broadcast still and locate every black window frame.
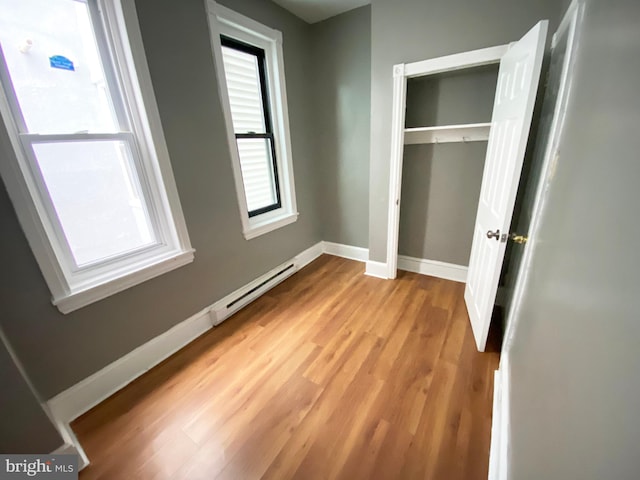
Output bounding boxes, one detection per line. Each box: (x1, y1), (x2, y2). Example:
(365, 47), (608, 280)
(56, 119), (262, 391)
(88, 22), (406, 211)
(220, 35), (282, 218)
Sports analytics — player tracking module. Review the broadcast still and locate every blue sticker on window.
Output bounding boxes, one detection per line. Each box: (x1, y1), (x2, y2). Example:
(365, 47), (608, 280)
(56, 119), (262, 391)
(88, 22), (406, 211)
(49, 55), (75, 71)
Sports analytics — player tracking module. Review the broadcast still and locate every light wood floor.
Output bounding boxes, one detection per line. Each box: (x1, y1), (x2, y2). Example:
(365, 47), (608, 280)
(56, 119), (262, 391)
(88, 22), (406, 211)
(73, 255), (500, 480)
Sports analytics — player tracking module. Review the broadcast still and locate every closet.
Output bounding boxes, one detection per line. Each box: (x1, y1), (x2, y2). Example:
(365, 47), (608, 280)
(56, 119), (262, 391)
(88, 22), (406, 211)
(383, 21), (547, 351)
(398, 64), (500, 281)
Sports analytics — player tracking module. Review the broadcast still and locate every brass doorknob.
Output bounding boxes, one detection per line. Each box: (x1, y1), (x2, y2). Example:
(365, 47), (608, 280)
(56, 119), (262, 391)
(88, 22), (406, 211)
(510, 233), (528, 244)
(486, 229), (500, 240)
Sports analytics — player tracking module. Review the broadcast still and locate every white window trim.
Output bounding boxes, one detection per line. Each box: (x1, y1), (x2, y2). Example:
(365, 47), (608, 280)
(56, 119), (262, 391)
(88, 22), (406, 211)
(205, 0), (298, 240)
(0, 0), (194, 314)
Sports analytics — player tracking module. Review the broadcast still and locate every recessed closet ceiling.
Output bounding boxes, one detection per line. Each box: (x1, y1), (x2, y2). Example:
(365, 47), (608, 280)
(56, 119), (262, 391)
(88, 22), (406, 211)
(271, 0), (371, 24)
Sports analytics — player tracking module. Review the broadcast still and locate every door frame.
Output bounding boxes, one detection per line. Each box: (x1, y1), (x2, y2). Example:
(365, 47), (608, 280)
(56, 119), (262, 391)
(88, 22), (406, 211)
(502, 0), (585, 353)
(380, 44), (509, 280)
(489, 3), (585, 479)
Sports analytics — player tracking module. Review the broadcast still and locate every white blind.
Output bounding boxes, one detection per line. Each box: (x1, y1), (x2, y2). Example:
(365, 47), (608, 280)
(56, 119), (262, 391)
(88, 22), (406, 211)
(221, 43), (278, 213)
(221, 46), (266, 134)
(236, 138), (277, 212)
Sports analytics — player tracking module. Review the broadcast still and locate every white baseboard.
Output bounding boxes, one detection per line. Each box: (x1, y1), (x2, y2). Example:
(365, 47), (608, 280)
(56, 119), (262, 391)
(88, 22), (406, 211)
(51, 420), (90, 470)
(488, 356), (510, 480)
(47, 241), (325, 427)
(322, 241), (369, 262)
(52, 443), (89, 470)
(397, 255), (468, 283)
(325, 244), (467, 284)
(52, 444), (79, 456)
(296, 241), (326, 269)
(365, 260), (389, 279)
(47, 306), (215, 425)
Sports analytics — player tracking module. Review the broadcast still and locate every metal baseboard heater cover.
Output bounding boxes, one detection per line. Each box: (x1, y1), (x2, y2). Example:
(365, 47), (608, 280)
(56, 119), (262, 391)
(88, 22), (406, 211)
(227, 264), (294, 308)
(212, 261), (297, 325)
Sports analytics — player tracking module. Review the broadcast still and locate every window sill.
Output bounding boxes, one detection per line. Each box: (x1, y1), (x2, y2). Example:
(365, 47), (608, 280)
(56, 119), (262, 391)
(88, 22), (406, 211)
(53, 249), (195, 314)
(244, 212), (298, 240)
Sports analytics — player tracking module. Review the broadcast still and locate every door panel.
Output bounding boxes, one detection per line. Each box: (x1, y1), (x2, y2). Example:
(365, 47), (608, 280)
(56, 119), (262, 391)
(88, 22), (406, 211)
(464, 20), (548, 352)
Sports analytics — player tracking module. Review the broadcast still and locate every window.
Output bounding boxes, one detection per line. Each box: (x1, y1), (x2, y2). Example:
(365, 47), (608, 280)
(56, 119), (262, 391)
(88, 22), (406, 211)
(0, 0), (193, 313)
(206, 1), (298, 239)
(220, 37), (281, 217)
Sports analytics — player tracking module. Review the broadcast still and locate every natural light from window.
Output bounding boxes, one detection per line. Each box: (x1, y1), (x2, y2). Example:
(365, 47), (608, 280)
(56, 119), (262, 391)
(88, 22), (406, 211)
(0, 0), (159, 267)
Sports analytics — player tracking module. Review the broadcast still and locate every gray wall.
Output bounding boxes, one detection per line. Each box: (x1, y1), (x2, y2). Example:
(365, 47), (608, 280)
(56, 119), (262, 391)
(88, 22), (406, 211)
(0, 0), (322, 400)
(399, 68), (497, 264)
(506, 0), (640, 477)
(399, 143), (486, 265)
(368, 0), (564, 263)
(404, 67), (498, 128)
(311, 6), (371, 248)
(0, 328), (63, 453)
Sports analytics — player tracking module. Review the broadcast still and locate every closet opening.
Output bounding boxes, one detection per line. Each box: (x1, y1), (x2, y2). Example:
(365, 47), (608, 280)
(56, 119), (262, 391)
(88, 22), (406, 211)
(398, 65), (499, 282)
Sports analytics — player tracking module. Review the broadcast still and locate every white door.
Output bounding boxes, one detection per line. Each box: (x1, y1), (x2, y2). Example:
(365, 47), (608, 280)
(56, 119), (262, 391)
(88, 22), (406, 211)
(464, 20), (548, 352)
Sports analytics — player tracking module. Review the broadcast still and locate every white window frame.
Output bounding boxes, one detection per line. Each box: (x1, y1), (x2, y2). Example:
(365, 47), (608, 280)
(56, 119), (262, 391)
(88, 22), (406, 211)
(0, 0), (194, 314)
(205, 0), (298, 240)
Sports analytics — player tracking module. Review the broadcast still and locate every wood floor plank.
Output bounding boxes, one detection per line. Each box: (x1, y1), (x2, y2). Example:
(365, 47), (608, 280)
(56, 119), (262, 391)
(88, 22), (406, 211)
(291, 370), (385, 479)
(368, 421), (415, 479)
(367, 288), (424, 381)
(439, 294), (471, 365)
(399, 361), (460, 479)
(182, 340), (320, 444)
(187, 374), (322, 480)
(334, 418), (390, 480)
(73, 255), (499, 480)
(261, 332), (381, 480)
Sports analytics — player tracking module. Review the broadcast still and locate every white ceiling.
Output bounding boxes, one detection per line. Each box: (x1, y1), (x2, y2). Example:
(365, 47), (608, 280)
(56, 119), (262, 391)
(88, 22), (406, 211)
(271, 0), (371, 24)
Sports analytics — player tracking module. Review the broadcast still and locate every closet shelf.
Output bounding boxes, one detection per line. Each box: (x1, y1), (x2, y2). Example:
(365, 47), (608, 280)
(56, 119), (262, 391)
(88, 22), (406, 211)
(404, 122), (491, 145)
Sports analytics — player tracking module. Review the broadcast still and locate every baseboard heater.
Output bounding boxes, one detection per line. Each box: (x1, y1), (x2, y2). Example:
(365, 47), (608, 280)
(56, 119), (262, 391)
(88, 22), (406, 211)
(227, 264), (294, 308)
(212, 261), (297, 326)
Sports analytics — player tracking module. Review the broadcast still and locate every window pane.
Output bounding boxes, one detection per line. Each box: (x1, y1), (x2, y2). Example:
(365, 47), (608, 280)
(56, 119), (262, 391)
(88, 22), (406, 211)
(236, 138), (278, 213)
(33, 140), (156, 266)
(221, 45), (266, 134)
(0, 0), (120, 134)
